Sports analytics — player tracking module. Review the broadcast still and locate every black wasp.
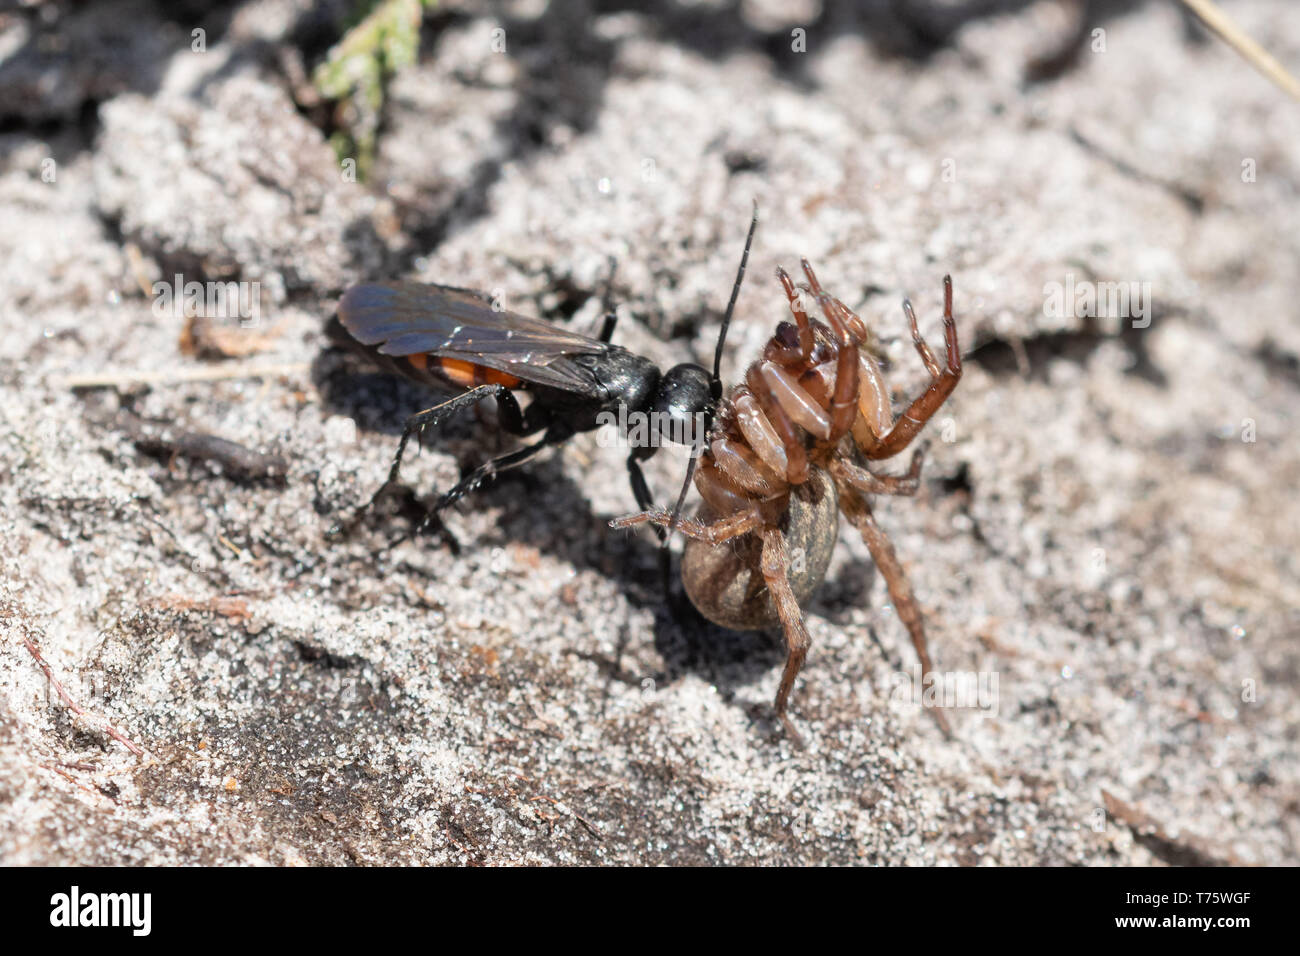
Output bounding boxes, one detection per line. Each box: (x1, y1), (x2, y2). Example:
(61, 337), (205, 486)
(333, 206), (758, 549)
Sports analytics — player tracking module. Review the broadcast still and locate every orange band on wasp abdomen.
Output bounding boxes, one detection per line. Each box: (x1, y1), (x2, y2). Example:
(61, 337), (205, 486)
(413, 355), (522, 389)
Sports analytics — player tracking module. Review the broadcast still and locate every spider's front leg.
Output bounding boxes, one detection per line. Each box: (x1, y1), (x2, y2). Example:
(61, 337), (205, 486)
(865, 275), (961, 461)
(610, 505), (761, 546)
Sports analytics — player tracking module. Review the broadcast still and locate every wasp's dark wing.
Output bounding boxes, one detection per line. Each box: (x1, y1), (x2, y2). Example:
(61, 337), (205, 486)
(337, 281), (611, 394)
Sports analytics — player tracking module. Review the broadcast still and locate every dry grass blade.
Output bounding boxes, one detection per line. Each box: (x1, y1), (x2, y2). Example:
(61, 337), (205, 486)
(1178, 0), (1300, 101)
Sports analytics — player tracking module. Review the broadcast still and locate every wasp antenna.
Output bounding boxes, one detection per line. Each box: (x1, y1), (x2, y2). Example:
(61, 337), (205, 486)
(712, 199), (759, 395)
(666, 202), (758, 545)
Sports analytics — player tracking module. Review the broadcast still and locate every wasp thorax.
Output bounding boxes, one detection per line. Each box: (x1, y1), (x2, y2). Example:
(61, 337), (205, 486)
(681, 466), (839, 631)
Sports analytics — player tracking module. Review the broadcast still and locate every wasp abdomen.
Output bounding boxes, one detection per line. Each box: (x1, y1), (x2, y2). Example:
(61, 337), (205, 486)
(403, 353), (523, 390)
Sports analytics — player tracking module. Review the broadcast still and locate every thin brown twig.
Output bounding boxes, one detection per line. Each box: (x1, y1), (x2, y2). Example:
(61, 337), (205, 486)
(530, 794), (603, 840)
(1102, 789), (1243, 866)
(56, 362), (309, 390)
(22, 635), (144, 757)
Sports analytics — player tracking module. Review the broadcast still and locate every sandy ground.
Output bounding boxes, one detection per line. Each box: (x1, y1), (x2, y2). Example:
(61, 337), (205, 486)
(0, 0), (1297, 865)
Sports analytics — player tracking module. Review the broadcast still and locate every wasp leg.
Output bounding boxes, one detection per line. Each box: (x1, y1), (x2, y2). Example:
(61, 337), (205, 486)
(370, 386), (495, 510)
(369, 385), (546, 509)
(598, 311), (619, 343)
(834, 478), (952, 736)
(411, 425), (570, 537)
(493, 387), (549, 437)
(625, 447), (661, 524)
(624, 445), (681, 601)
(599, 254), (621, 343)
(830, 446), (926, 497)
(626, 447), (670, 546)
(334, 385), (546, 544)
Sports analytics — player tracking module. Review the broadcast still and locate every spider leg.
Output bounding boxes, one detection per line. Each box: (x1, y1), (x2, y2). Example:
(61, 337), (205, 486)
(610, 505), (762, 546)
(760, 525), (810, 748)
(831, 446), (926, 496)
(865, 275), (961, 460)
(834, 477), (952, 736)
(745, 364), (810, 484)
(774, 265), (817, 360)
(805, 281), (862, 444)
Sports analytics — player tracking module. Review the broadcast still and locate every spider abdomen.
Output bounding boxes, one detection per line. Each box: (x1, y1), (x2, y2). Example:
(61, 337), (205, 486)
(682, 467), (839, 630)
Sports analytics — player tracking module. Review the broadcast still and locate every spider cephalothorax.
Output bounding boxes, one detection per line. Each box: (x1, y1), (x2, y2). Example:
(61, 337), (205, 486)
(613, 262), (962, 741)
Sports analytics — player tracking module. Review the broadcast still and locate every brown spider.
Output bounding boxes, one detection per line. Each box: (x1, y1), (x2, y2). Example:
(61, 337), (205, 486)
(612, 262), (962, 741)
